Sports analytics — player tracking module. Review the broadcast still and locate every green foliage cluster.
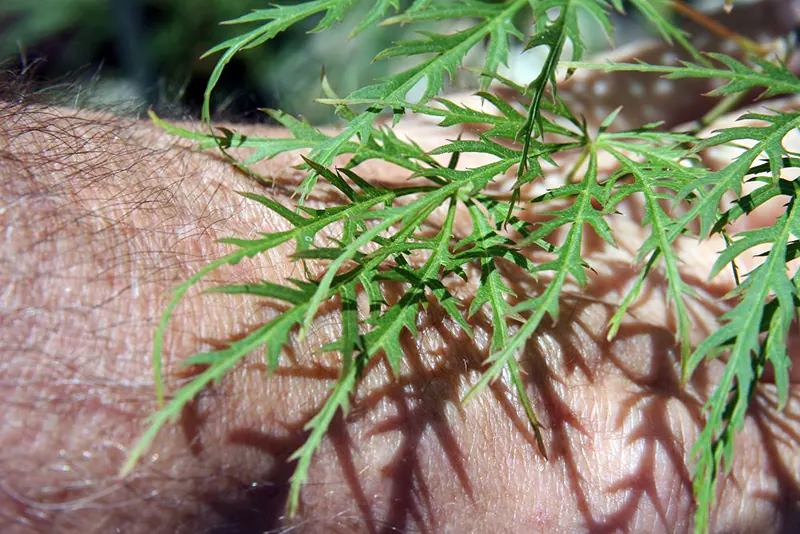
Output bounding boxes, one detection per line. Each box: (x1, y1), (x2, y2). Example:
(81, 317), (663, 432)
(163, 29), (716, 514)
(120, 1), (800, 531)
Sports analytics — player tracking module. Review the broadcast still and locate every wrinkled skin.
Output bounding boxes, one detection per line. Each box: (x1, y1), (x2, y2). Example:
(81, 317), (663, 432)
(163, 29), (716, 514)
(1, 100), (800, 534)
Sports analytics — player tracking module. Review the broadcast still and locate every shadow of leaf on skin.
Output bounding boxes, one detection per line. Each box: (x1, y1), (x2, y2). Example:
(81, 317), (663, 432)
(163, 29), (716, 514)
(173, 294), (800, 533)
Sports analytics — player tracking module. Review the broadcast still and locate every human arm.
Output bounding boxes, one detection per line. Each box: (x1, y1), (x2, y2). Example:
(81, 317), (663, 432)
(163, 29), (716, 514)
(1, 101), (799, 534)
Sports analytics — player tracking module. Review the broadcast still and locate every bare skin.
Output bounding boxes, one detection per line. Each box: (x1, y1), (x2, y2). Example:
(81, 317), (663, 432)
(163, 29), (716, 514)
(1, 99), (799, 534)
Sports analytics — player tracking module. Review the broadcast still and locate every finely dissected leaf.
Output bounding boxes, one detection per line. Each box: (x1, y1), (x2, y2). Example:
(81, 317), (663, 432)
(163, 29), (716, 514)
(465, 146), (610, 403)
(287, 219), (365, 516)
(405, 91), (582, 143)
(689, 183), (800, 533)
(712, 169), (800, 232)
(512, 2), (572, 192)
(139, 2), (800, 531)
(136, 165), (423, 453)
(562, 54), (800, 99)
(207, 0), (614, 199)
(508, 0), (613, 214)
(122, 304), (308, 478)
(364, 198), (468, 372)
(626, 0), (702, 61)
(464, 200), (546, 455)
(287, 348), (360, 515)
(680, 111), (800, 236)
(300, 160), (510, 337)
(599, 135), (700, 380)
(299, 0), (535, 194)
(201, 1), (361, 123)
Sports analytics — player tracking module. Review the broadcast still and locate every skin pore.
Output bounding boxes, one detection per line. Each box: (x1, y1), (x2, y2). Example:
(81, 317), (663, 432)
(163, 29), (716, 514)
(1, 93), (800, 534)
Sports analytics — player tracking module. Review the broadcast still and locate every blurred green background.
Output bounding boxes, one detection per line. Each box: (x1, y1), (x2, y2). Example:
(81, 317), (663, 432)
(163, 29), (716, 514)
(0, 0), (416, 122)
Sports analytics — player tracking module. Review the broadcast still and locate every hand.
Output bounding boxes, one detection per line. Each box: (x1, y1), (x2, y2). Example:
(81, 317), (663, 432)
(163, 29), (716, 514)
(1, 101), (798, 534)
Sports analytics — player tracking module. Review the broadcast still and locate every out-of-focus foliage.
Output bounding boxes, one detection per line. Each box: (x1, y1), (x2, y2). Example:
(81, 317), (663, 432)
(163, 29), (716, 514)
(0, 0), (410, 121)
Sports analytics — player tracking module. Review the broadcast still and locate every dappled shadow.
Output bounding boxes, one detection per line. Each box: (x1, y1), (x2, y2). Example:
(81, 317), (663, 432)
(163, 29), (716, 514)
(203, 425), (310, 534)
(745, 389), (800, 530)
(170, 247), (800, 534)
(175, 280), (800, 533)
(513, 305), (692, 532)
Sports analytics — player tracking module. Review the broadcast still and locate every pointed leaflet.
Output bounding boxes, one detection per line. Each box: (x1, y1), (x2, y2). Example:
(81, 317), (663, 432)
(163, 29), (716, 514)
(201, 1), (362, 123)
(202, 0), (569, 200)
(627, 0), (703, 61)
(404, 92), (580, 143)
(380, 0), (524, 91)
(602, 149), (693, 379)
(510, 0), (613, 213)
(246, 110), (333, 163)
(350, 0), (401, 37)
(149, 176), (406, 406)
(287, 220), (364, 517)
(465, 147), (609, 403)
(149, 109), (335, 160)
(122, 304), (308, 477)
(513, 3), (570, 184)
(363, 198), (471, 374)
(563, 55), (800, 100)
(465, 200), (547, 455)
(298, 0), (533, 191)
(679, 111), (800, 237)
(300, 159), (513, 339)
(336, 0), (532, 107)
(689, 188), (800, 533)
